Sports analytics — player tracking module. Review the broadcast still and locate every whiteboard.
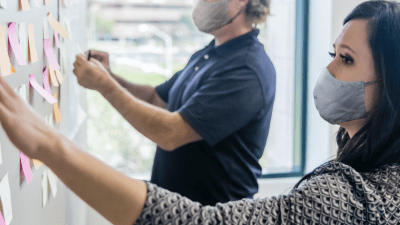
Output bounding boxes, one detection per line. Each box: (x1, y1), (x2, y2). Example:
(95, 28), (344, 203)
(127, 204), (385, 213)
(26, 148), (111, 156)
(0, 0), (87, 224)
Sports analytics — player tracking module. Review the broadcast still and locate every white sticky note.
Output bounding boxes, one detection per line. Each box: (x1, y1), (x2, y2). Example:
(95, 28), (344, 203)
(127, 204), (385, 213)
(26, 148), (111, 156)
(0, 0), (7, 8)
(47, 169), (57, 198)
(49, 112), (54, 127)
(18, 23), (27, 64)
(43, 17), (50, 39)
(19, 85), (27, 103)
(0, 173), (12, 225)
(42, 170), (48, 208)
(0, 143), (2, 165)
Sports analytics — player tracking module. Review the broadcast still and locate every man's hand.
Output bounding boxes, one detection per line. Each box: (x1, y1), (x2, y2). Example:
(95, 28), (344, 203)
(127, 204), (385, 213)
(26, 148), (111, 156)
(73, 54), (113, 92)
(0, 76), (61, 162)
(85, 50), (110, 71)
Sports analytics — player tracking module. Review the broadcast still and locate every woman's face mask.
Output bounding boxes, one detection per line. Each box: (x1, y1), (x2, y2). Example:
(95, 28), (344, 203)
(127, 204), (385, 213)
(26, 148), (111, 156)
(313, 67), (379, 125)
(192, 0), (247, 33)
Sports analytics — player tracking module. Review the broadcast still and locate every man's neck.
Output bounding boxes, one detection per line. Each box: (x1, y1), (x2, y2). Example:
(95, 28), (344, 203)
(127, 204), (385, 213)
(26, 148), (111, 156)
(213, 25), (253, 47)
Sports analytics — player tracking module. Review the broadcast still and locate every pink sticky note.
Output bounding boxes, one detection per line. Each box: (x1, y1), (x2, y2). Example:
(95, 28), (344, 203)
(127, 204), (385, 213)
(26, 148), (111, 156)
(34, 0), (40, 7)
(0, 210), (5, 225)
(54, 31), (60, 48)
(20, 152), (33, 184)
(8, 22), (26, 66)
(43, 39), (60, 70)
(29, 74), (57, 104)
(42, 67), (51, 94)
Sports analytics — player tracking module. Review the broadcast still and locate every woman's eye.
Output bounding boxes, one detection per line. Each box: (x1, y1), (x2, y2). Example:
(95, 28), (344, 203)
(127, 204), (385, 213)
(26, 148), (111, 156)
(340, 54), (353, 65)
(328, 52), (336, 58)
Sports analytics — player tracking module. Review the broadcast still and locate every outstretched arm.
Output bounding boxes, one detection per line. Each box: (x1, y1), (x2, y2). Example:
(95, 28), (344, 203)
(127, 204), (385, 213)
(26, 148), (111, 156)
(73, 54), (203, 151)
(0, 76), (147, 225)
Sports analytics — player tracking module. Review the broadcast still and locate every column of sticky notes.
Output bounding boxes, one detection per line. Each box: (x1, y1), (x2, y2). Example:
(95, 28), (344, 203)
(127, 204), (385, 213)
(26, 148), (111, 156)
(0, 0), (67, 223)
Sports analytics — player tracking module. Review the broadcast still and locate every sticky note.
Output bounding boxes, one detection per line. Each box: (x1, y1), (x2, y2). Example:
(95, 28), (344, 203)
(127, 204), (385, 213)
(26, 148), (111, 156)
(43, 17), (49, 39)
(0, 143), (2, 165)
(55, 69), (63, 84)
(0, 211), (5, 225)
(18, 85), (27, 102)
(47, 13), (68, 38)
(53, 93), (61, 123)
(8, 22), (26, 66)
(62, 0), (69, 7)
(33, 159), (43, 169)
(43, 39), (60, 70)
(20, 0), (30, 11)
(29, 74), (57, 104)
(33, 0), (39, 7)
(20, 152), (33, 184)
(27, 24), (38, 63)
(42, 67), (51, 94)
(0, 26), (13, 76)
(47, 169), (57, 198)
(49, 65), (58, 87)
(49, 112), (54, 127)
(45, 0), (51, 5)
(0, 173), (12, 225)
(18, 23), (27, 64)
(42, 169), (48, 207)
(53, 31), (60, 48)
(0, 0), (7, 8)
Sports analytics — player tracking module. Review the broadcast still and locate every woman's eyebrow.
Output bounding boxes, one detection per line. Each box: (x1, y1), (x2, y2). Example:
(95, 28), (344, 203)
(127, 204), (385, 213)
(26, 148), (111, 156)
(333, 43), (356, 55)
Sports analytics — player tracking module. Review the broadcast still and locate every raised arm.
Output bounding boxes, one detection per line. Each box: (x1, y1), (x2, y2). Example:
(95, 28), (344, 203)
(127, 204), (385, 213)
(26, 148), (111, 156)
(0, 75), (147, 225)
(86, 50), (166, 108)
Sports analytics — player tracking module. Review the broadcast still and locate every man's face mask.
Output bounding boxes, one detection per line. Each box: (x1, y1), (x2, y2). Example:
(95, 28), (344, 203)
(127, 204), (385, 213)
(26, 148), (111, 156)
(192, 0), (247, 33)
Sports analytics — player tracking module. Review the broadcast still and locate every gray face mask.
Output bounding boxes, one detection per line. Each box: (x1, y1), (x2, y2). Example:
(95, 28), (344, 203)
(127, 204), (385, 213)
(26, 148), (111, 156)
(192, 0), (247, 33)
(313, 67), (379, 124)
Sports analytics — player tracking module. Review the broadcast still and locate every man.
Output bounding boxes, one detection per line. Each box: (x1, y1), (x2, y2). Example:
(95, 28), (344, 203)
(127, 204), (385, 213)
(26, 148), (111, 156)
(73, 0), (275, 206)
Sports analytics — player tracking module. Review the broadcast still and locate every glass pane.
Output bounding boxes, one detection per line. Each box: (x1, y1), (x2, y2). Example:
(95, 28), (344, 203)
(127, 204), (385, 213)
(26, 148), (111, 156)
(258, 0), (297, 174)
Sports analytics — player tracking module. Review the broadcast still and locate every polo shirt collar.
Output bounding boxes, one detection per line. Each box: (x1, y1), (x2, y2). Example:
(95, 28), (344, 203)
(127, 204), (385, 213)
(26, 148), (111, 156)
(207, 29), (260, 56)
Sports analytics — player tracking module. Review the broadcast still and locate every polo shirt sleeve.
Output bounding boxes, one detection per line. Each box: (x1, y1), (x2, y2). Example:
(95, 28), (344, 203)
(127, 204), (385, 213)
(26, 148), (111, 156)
(178, 66), (265, 146)
(155, 70), (182, 103)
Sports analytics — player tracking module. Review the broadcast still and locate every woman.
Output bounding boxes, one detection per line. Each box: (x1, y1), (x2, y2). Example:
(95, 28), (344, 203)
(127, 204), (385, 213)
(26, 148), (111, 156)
(0, 0), (398, 224)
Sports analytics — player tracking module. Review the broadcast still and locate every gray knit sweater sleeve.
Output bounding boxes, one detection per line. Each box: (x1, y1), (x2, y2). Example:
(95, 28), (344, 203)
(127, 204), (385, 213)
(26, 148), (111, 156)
(134, 162), (375, 224)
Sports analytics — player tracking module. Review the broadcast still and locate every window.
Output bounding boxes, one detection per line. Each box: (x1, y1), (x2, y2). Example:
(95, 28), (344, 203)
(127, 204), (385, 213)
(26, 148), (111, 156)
(86, 0), (309, 179)
(258, 0), (308, 178)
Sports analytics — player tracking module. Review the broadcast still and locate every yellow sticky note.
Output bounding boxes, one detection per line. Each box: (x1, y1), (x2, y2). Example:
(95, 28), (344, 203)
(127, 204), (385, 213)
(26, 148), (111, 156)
(48, 64), (59, 87)
(53, 93), (61, 123)
(28, 24), (38, 63)
(33, 159), (43, 169)
(55, 69), (63, 84)
(47, 13), (68, 38)
(0, 26), (14, 76)
(20, 0), (31, 11)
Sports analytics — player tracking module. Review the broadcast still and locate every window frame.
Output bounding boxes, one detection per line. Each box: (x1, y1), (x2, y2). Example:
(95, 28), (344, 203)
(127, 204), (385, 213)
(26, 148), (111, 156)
(260, 0), (309, 179)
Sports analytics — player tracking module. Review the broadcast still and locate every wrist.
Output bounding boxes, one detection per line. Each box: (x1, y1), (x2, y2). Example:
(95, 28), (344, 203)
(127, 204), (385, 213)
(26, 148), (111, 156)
(98, 77), (120, 98)
(39, 132), (67, 169)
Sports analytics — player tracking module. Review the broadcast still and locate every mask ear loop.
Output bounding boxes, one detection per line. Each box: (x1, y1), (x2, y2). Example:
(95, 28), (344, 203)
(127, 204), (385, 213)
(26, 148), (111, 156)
(227, 3), (248, 23)
(364, 79), (381, 87)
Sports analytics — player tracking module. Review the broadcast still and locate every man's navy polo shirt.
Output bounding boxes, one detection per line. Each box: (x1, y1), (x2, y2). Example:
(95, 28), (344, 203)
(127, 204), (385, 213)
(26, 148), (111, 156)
(151, 29), (276, 206)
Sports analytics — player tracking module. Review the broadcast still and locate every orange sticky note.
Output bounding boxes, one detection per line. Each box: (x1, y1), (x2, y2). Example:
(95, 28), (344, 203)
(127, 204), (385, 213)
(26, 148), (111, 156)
(55, 69), (63, 84)
(53, 93), (61, 123)
(45, 0), (51, 5)
(0, 26), (14, 76)
(20, 0), (31, 11)
(33, 159), (43, 169)
(48, 64), (59, 87)
(28, 24), (38, 63)
(47, 13), (68, 38)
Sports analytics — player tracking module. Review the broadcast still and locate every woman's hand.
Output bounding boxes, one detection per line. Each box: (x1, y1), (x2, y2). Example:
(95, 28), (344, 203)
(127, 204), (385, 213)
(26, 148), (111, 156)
(73, 54), (113, 92)
(0, 76), (60, 162)
(85, 50), (110, 71)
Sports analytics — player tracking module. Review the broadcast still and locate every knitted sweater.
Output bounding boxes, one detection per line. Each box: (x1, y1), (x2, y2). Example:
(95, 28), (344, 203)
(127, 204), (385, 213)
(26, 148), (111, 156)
(134, 162), (400, 224)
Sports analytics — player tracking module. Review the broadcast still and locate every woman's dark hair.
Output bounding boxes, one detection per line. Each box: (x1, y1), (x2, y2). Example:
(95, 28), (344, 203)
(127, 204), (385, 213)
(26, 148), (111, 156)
(295, 0), (400, 188)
